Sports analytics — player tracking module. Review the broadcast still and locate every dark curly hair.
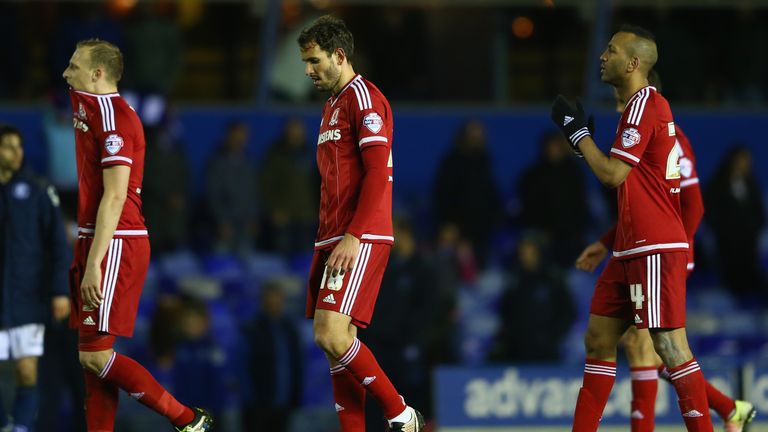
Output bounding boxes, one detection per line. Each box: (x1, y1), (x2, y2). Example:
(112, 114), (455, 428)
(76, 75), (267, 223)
(297, 15), (354, 60)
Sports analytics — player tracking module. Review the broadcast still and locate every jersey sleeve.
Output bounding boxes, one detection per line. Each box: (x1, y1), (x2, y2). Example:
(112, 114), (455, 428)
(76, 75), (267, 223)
(609, 91), (657, 166)
(677, 129), (699, 189)
(350, 88), (391, 150)
(95, 103), (136, 168)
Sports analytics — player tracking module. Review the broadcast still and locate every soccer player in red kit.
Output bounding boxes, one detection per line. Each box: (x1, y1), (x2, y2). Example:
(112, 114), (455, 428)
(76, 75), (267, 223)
(576, 70), (756, 432)
(298, 16), (424, 432)
(63, 39), (213, 432)
(550, 25), (714, 431)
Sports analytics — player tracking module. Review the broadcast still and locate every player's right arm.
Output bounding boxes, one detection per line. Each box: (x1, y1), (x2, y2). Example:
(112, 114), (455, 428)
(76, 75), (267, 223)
(80, 165), (130, 309)
(577, 137), (634, 188)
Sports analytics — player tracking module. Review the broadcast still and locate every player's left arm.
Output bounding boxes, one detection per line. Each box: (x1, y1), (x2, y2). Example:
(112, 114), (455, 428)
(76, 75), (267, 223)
(40, 183), (72, 320)
(80, 165), (130, 309)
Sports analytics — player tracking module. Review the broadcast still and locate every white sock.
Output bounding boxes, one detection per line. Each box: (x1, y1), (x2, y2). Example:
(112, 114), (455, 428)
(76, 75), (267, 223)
(388, 406), (412, 425)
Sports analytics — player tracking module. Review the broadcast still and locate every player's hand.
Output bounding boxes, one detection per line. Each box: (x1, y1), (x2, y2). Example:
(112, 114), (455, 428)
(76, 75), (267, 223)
(51, 295), (71, 321)
(575, 241), (609, 273)
(550, 95), (590, 156)
(80, 263), (104, 309)
(326, 233), (361, 277)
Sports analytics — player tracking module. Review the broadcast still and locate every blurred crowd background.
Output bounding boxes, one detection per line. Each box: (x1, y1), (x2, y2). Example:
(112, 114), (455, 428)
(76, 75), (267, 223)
(0, 0), (767, 431)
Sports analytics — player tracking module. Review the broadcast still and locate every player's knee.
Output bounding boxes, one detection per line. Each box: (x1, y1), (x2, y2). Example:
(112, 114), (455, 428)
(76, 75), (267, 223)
(583, 326), (615, 358)
(78, 350), (111, 375)
(313, 327), (352, 358)
(15, 360), (38, 386)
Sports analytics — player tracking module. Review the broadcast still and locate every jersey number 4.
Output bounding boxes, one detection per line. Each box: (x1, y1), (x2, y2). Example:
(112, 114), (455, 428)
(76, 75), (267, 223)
(665, 141), (683, 180)
(630, 283), (645, 309)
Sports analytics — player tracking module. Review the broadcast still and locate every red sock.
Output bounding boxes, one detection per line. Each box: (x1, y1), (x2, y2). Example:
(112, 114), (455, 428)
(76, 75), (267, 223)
(572, 358), (616, 432)
(338, 338), (405, 419)
(630, 366), (658, 432)
(100, 353), (195, 426)
(331, 365), (366, 431)
(668, 359), (713, 432)
(84, 370), (119, 431)
(705, 380), (735, 420)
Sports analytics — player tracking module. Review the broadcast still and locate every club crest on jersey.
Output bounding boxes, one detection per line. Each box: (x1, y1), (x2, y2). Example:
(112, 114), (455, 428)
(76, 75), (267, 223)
(329, 108), (341, 126)
(77, 103), (87, 120)
(621, 127), (641, 148)
(104, 134), (124, 155)
(363, 112), (383, 133)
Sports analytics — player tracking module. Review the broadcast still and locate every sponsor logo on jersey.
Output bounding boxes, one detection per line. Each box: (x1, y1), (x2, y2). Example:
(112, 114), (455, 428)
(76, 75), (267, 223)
(317, 129), (341, 145)
(335, 403), (345, 412)
(621, 127), (641, 148)
(329, 107), (341, 126)
(634, 314), (643, 324)
(83, 316), (96, 326)
(73, 118), (89, 132)
(129, 392), (145, 400)
(363, 112), (383, 133)
(670, 187), (681, 194)
(12, 182), (30, 200)
(683, 410), (704, 418)
(631, 409), (645, 419)
(667, 122), (676, 136)
(104, 134), (124, 155)
(563, 115), (574, 126)
(362, 376), (377, 386)
(322, 293), (336, 304)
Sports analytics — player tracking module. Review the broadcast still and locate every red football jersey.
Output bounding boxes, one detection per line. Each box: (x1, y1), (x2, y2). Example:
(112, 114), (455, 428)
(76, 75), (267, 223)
(313, 75), (393, 250)
(69, 89), (147, 238)
(608, 86), (688, 259)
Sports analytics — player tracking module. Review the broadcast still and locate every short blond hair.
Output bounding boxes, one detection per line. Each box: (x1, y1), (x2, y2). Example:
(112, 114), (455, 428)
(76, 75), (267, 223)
(76, 38), (124, 83)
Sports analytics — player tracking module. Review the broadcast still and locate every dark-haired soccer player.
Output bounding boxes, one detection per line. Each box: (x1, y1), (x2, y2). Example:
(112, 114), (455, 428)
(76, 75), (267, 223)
(298, 15), (424, 432)
(551, 25), (713, 431)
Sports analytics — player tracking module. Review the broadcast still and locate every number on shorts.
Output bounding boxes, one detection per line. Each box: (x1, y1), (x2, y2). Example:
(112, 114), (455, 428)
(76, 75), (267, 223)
(630, 283), (645, 310)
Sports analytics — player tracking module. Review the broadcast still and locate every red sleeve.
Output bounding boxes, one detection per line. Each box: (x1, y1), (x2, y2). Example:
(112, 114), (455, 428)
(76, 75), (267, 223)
(350, 89), (391, 150)
(599, 224), (617, 249)
(97, 103), (135, 168)
(346, 145), (390, 238)
(609, 89), (656, 166)
(680, 183), (704, 243)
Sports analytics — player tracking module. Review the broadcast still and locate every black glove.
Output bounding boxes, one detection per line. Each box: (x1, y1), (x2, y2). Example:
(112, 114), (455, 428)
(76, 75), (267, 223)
(550, 95), (591, 156)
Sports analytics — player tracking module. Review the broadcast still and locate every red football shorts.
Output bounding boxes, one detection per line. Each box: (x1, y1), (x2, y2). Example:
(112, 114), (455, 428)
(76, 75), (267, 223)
(306, 242), (390, 328)
(69, 237), (150, 338)
(590, 251), (688, 329)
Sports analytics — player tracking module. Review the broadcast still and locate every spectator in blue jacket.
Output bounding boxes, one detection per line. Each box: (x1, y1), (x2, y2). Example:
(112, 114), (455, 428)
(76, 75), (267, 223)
(0, 124), (71, 430)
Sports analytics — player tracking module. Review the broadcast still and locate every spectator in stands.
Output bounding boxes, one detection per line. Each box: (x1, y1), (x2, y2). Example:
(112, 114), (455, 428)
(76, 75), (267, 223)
(143, 122), (190, 254)
(172, 296), (230, 424)
(241, 280), (303, 432)
(705, 145), (766, 304)
(206, 121), (258, 255)
(517, 130), (590, 270)
(365, 216), (458, 427)
(434, 120), (502, 267)
(488, 232), (576, 362)
(258, 118), (318, 254)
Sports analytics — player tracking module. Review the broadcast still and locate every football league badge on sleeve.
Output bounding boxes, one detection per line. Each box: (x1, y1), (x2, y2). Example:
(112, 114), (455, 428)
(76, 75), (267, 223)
(363, 112), (383, 133)
(104, 134), (124, 155)
(621, 127), (641, 148)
